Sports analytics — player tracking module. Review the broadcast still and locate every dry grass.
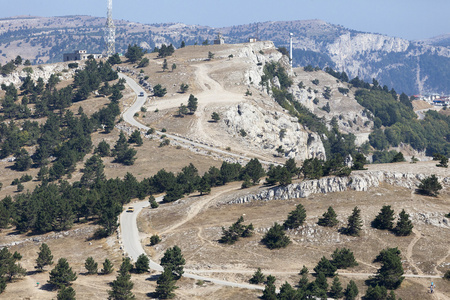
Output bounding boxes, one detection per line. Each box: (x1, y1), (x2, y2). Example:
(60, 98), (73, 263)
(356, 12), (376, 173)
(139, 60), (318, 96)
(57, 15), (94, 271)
(141, 179), (449, 300)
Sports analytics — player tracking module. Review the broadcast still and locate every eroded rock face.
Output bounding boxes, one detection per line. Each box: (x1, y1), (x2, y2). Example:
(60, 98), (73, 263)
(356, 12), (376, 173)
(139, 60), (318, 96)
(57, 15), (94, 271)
(226, 171), (449, 205)
(223, 102), (326, 161)
(0, 63), (77, 86)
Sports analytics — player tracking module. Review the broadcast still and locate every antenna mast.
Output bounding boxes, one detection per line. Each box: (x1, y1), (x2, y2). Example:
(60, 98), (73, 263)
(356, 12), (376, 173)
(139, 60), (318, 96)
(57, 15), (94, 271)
(105, 0), (115, 56)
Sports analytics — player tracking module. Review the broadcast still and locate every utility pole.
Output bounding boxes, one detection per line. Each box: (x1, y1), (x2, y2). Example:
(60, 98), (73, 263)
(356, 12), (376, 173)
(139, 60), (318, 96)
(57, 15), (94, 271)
(105, 0), (115, 57)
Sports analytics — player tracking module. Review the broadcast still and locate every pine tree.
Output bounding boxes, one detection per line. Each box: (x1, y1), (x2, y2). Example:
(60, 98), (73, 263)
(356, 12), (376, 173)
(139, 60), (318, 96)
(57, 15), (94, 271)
(314, 256), (337, 277)
(344, 280), (358, 300)
(329, 276), (344, 299)
(57, 286), (76, 300)
(394, 209), (413, 236)
(261, 275), (277, 300)
(187, 94), (198, 114)
(150, 234), (161, 246)
(102, 259), (114, 274)
(331, 248), (358, 269)
(128, 130), (143, 146)
(120, 257), (133, 274)
(375, 247), (404, 289)
(261, 222), (291, 249)
(278, 281), (298, 299)
(315, 272), (328, 291)
(372, 205), (395, 230)
(0, 248), (26, 282)
(160, 246), (185, 279)
(364, 285), (387, 300)
(48, 258), (77, 290)
(249, 268), (265, 284)
(317, 206), (339, 227)
(135, 254), (150, 274)
(85, 257), (98, 275)
(344, 206), (363, 236)
(35, 243), (53, 271)
(299, 265), (309, 275)
(417, 174), (442, 196)
(108, 266), (135, 300)
(283, 203), (307, 229)
(298, 274), (309, 290)
(155, 268), (178, 299)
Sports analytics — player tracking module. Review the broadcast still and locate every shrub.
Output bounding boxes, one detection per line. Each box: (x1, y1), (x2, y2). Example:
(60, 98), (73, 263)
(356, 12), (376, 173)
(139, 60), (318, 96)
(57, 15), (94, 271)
(150, 235), (161, 246)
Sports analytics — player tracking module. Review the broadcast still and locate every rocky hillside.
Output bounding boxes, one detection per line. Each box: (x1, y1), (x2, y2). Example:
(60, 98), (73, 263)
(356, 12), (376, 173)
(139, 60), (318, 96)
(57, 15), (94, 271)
(1, 16), (449, 95)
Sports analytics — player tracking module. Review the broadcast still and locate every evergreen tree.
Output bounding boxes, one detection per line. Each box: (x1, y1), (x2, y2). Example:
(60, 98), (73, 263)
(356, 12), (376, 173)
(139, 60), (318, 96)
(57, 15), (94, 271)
(113, 131), (137, 165)
(331, 248), (358, 269)
(283, 203), (307, 229)
(95, 140), (111, 157)
(57, 286), (76, 300)
(150, 234), (161, 245)
(394, 209), (413, 236)
(211, 112), (220, 122)
(162, 59), (168, 72)
(299, 265), (309, 275)
(343, 206), (363, 236)
(278, 281), (298, 299)
(314, 256), (337, 277)
(198, 176), (211, 195)
(160, 246), (185, 279)
(80, 154), (105, 187)
(155, 268), (178, 299)
(119, 257), (133, 274)
(417, 174), (442, 196)
(13, 148), (32, 171)
(135, 254), (150, 274)
(261, 222), (291, 249)
(102, 259), (114, 275)
(85, 257), (98, 275)
(128, 130), (143, 146)
(0, 248), (26, 282)
(372, 205), (395, 230)
(329, 276), (344, 299)
(48, 258), (77, 290)
(261, 275), (277, 300)
(374, 248), (404, 289)
(108, 265), (135, 300)
(298, 274), (309, 290)
(364, 284), (388, 300)
(35, 243), (53, 271)
(315, 272), (328, 291)
(344, 280), (358, 300)
(241, 158), (265, 184)
(249, 268), (265, 284)
(317, 206), (338, 227)
(187, 94), (198, 114)
(125, 44), (145, 63)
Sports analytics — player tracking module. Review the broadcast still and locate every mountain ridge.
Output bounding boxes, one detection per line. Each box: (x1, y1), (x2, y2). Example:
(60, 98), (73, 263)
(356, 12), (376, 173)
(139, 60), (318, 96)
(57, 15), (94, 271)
(0, 15), (449, 94)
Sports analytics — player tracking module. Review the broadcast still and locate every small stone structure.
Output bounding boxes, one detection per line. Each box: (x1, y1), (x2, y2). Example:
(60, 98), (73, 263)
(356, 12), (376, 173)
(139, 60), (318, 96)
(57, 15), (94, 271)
(214, 33), (225, 45)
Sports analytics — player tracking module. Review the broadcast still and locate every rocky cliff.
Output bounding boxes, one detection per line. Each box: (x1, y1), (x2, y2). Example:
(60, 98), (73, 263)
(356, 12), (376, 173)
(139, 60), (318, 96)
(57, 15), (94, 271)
(225, 171), (450, 205)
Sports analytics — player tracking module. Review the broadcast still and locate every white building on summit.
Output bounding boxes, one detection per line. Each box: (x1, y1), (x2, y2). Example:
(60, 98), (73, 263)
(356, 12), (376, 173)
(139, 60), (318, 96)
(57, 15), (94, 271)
(63, 50), (102, 62)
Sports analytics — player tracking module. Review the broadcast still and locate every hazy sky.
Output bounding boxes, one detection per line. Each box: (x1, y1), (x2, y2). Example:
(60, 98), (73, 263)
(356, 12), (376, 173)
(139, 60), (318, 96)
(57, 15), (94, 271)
(1, 0), (448, 40)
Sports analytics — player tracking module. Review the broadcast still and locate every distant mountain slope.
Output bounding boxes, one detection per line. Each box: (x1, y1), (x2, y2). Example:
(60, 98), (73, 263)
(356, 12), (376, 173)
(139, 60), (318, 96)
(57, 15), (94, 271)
(0, 16), (449, 95)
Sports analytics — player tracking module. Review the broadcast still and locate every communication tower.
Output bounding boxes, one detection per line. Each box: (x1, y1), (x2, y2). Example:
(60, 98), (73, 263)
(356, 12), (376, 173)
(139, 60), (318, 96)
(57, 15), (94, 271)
(105, 0), (116, 56)
(289, 33), (293, 67)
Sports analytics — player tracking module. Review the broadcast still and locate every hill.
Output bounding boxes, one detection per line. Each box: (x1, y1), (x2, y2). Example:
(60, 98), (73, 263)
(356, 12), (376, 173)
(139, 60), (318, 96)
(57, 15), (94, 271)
(1, 16), (450, 95)
(0, 42), (448, 299)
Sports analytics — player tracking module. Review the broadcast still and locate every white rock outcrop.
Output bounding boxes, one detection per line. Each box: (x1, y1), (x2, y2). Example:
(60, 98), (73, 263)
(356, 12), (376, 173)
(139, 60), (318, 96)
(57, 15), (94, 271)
(223, 102), (326, 161)
(226, 171), (449, 205)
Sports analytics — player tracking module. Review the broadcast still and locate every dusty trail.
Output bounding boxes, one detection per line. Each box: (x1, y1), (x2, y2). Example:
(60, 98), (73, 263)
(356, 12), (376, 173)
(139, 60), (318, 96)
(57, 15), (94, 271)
(160, 183), (240, 235)
(406, 229), (424, 275)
